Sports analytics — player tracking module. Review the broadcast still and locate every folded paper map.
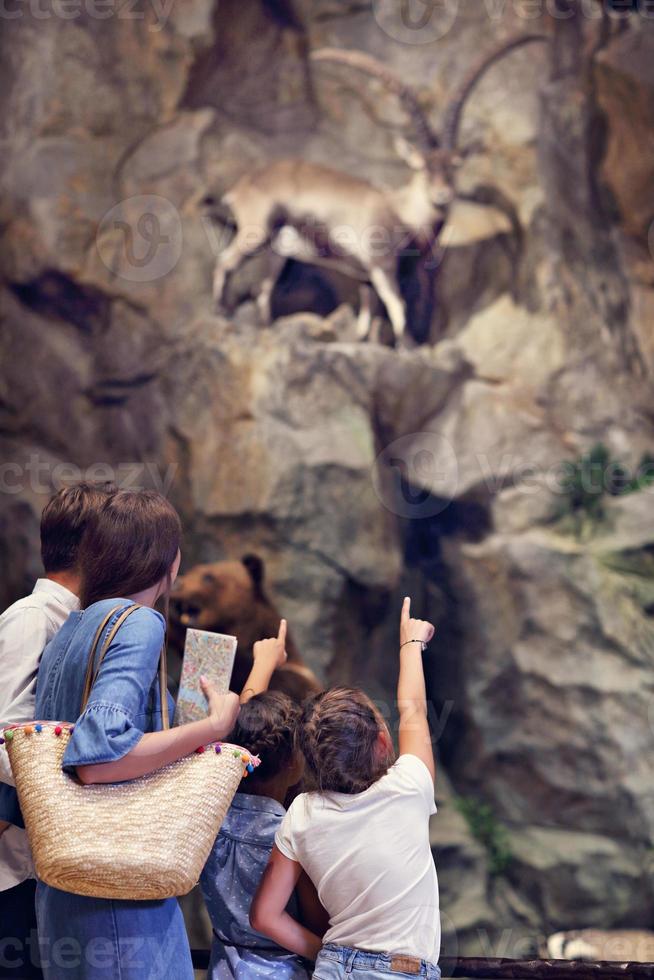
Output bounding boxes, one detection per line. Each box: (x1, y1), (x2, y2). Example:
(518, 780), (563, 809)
(174, 629), (237, 725)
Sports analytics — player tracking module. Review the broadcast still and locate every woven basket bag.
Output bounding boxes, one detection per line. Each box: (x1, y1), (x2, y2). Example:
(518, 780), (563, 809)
(1, 603), (258, 900)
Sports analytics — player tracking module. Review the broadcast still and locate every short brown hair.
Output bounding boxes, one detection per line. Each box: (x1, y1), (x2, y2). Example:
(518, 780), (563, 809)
(40, 482), (115, 573)
(78, 490), (182, 608)
(229, 692), (300, 785)
(298, 687), (394, 795)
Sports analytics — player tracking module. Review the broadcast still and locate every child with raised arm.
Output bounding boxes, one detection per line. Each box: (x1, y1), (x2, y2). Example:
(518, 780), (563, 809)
(250, 597), (441, 980)
(200, 620), (326, 979)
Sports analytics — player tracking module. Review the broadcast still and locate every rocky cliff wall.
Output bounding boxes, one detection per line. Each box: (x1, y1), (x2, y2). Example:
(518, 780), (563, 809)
(1, 0), (653, 952)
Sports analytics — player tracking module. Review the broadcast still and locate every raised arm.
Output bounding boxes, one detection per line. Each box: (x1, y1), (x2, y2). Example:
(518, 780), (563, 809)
(240, 619), (288, 704)
(250, 846), (322, 962)
(397, 597), (436, 782)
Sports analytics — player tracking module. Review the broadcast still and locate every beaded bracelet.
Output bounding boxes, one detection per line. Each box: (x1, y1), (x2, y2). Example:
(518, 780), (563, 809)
(400, 639), (428, 651)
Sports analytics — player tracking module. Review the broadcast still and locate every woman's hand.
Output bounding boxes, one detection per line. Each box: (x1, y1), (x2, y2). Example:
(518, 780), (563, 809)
(400, 596), (435, 648)
(253, 619), (288, 671)
(200, 677), (240, 738)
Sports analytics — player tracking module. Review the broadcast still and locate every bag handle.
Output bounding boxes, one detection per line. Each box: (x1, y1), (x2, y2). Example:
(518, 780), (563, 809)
(81, 604), (170, 731)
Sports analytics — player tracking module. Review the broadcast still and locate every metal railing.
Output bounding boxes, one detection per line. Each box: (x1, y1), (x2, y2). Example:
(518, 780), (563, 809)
(190, 951), (654, 977)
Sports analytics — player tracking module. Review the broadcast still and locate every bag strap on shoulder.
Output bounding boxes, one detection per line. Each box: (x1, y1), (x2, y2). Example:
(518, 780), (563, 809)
(81, 604), (170, 730)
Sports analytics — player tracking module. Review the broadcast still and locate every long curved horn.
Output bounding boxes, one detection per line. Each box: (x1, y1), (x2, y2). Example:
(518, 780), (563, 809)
(442, 33), (550, 150)
(311, 47), (438, 150)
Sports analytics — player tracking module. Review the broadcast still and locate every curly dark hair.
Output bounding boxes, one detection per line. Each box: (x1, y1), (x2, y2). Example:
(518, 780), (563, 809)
(298, 686), (395, 795)
(229, 692), (301, 785)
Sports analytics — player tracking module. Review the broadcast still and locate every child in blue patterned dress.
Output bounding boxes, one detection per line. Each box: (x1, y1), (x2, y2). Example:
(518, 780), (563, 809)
(200, 622), (326, 979)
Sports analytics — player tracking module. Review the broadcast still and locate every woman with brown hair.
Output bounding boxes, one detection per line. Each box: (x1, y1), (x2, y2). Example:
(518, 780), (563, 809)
(32, 490), (240, 980)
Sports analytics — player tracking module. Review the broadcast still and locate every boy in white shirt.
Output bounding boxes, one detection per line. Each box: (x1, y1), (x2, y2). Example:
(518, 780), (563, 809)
(251, 598), (441, 979)
(0, 482), (113, 979)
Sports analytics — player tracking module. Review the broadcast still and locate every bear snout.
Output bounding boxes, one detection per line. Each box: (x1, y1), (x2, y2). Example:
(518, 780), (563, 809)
(170, 595), (203, 627)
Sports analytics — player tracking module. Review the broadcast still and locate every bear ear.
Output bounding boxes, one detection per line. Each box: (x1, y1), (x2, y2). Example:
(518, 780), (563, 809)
(241, 553), (265, 592)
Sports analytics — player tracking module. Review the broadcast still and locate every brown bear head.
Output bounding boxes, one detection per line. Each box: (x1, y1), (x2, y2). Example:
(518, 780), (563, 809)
(169, 554), (319, 698)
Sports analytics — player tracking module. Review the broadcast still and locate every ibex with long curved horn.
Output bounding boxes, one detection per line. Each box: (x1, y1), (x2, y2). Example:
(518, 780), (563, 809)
(209, 33), (549, 343)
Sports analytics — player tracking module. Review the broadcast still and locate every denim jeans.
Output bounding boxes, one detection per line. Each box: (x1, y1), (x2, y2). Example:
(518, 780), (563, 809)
(313, 945), (441, 980)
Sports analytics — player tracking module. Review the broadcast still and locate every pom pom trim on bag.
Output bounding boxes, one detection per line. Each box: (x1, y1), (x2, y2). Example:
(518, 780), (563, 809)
(0, 722), (261, 779)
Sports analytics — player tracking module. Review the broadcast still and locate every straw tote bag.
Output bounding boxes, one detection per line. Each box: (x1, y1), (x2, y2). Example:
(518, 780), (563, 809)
(1, 603), (258, 900)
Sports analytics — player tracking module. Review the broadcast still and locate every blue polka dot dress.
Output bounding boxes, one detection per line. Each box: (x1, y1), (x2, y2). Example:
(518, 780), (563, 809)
(200, 792), (311, 979)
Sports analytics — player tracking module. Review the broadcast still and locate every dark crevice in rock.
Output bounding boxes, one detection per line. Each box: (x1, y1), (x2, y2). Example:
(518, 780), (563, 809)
(399, 493), (494, 781)
(405, 497), (493, 549)
(9, 272), (112, 335)
(262, 0), (306, 30)
(0, 396), (19, 417)
(329, 577), (395, 689)
(84, 373), (159, 407)
(314, 2), (371, 22)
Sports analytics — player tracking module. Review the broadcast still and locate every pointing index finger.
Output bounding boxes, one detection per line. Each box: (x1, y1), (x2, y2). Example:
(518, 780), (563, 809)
(401, 596), (411, 624)
(278, 618), (287, 646)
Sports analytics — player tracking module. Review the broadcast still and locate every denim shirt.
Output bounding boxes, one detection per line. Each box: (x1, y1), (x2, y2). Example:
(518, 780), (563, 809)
(32, 599), (171, 770)
(0, 599), (170, 826)
(200, 792), (311, 979)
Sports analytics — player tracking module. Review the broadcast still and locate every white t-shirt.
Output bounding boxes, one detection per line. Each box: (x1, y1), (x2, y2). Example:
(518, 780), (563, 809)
(275, 754), (440, 964)
(0, 579), (79, 891)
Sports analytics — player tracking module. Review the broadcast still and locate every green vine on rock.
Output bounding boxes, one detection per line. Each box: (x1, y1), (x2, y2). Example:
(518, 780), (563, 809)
(454, 796), (513, 877)
(556, 444), (654, 537)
